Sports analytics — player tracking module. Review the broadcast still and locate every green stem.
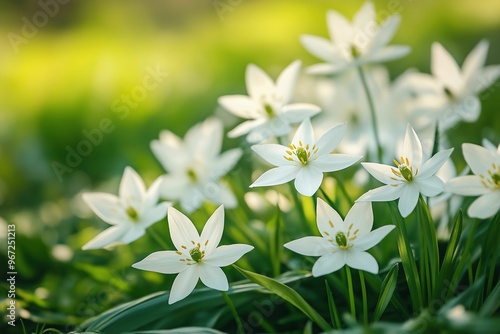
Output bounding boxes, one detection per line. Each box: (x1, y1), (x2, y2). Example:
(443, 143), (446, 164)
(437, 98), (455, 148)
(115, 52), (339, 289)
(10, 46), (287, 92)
(147, 226), (170, 250)
(335, 176), (353, 206)
(356, 65), (383, 163)
(345, 266), (356, 321)
(359, 271), (368, 325)
(288, 183), (311, 232)
(221, 291), (244, 334)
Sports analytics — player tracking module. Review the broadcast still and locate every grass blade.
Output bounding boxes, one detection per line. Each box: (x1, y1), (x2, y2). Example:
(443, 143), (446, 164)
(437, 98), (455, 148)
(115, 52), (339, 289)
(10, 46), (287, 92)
(324, 280), (341, 329)
(372, 263), (399, 322)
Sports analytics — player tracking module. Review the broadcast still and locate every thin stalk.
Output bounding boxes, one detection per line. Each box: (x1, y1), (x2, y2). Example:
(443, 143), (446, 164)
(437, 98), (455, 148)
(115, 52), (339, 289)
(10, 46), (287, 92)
(221, 291), (244, 334)
(288, 182), (311, 232)
(356, 65), (383, 163)
(334, 176), (353, 206)
(147, 226), (170, 250)
(359, 271), (368, 325)
(345, 266), (356, 321)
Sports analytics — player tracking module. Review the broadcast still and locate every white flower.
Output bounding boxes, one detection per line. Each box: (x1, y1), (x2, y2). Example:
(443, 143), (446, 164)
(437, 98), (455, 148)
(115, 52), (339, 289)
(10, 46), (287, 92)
(301, 1), (410, 76)
(218, 60), (321, 143)
(151, 118), (242, 213)
(357, 124), (453, 218)
(250, 118), (362, 196)
(285, 198), (395, 275)
(82, 167), (169, 250)
(405, 41), (500, 130)
(446, 140), (500, 219)
(132, 206), (253, 304)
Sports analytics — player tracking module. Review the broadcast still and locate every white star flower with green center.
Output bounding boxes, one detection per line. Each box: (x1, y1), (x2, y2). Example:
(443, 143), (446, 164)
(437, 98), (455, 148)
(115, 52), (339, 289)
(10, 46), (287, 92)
(357, 124), (453, 218)
(218, 60), (321, 143)
(132, 205), (253, 304)
(250, 118), (362, 196)
(285, 198), (395, 275)
(82, 167), (170, 250)
(151, 118), (242, 213)
(406, 41), (500, 130)
(301, 1), (410, 76)
(446, 140), (500, 219)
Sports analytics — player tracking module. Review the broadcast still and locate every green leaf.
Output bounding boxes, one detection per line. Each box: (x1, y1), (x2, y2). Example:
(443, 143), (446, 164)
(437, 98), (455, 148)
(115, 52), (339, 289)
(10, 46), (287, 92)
(233, 265), (332, 331)
(372, 263), (399, 322)
(269, 206), (283, 277)
(479, 281), (500, 317)
(124, 328), (227, 334)
(418, 196), (439, 300)
(388, 201), (423, 313)
(325, 280), (341, 329)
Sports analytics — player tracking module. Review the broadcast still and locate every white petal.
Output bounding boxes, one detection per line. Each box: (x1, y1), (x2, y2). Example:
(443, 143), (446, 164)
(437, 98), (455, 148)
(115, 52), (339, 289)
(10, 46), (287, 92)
(292, 118), (316, 147)
(168, 207), (200, 250)
(276, 60), (301, 104)
(467, 192), (500, 219)
(354, 225), (395, 251)
(169, 266), (199, 304)
(211, 148), (242, 179)
(280, 103), (321, 123)
(315, 123), (347, 155)
(82, 225), (127, 250)
(344, 202), (373, 237)
(416, 176), (444, 197)
(142, 176), (163, 212)
(463, 143), (495, 177)
(361, 162), (401, 185)
(345, 250), (379, 274)
(252, 144), (290, 166)
(418, 148), (454, 179)
(357, 185), (403, 202)
(200, 205), (224, 255)
(250, 166), (300, 188)
(473, 65), (500, 93)
(398, 183), (420, 217)
(198, 264), (228, 291)
(316, 198), (344, 239)
(462, 40), (489, 83)
(246, 64), (275, 101)
(119, 167), (146, 200)
(403, 124), (423, 168)
(132, 251), (187, 274)
(159, 174), (189, 200)
(369, 15), (400, 51)
(454, 95), (481, 123)
(218, 95), (261, 119)
(326, 10), (353, 57)
(203, 244), (254, 267)
(294, 166), (324, 196)
(82, 192), (123, 225)
(228, 118), (267, 139)
(353, 2), (375, 31)
(151, 137), (185, 173)
(186, 118), (223, 160)
(208, 182), (238, 209)
(312, 154), (362, 173)
(121, 224), (145, 244)
(306, 63), (349, 76)
(364, 45), (411, 63)
(312, 252), (346, 277)
(284, 236), (331, 257)
(446, 175), (490, 196)
(179, 186), (204, 214)
(300, 35), (341, 63)
(431, 42), (462, 94)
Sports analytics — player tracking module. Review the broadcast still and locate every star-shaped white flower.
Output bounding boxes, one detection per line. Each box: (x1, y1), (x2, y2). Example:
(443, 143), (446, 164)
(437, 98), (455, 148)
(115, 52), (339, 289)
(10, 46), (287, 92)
(218, 60), (321, 143)
(406, 41), (500, 130)
(301, 1), (410, 76)
(250, 118), (362, 196)
(82, 167), (169, 250)
(357, 124), (453, 218)
(446, 140), (500, 219)
(151, 118), (242, 213)
(285, 198), (395, 275)
(132, 206), (253, 304)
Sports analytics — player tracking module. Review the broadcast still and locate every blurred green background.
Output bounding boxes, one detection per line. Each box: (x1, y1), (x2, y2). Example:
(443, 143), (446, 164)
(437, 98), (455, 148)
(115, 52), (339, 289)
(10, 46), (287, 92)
(0, 0), (499, 332)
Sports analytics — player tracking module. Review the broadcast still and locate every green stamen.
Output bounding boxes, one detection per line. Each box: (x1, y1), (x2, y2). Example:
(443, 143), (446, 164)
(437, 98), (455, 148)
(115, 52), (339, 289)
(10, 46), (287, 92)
(126, 206), (139, 221)
(189, 247), (203, 263)
(336, 232), (348, 249)
(399, 165), (413, 182)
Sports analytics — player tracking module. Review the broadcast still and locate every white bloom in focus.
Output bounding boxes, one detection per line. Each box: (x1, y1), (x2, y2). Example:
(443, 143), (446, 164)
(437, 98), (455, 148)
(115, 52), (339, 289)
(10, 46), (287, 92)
(250, 118), (362, 196)
(357, 124), (453, 218)
(151, 118), (242, 213)
(406, 41), (500, 130)
(82, 167), (169, 250)
(218, 60), (321, 143)
(132, 206), (253, 304)
(301, 1), (410, 76)
(285, 198), (395, 275)
(446, 140), (500, 219)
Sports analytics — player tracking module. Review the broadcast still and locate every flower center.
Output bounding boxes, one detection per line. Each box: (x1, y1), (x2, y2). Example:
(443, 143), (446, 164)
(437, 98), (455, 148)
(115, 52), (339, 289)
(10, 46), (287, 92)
(332, 223), (359, 251)
(351, 45), (360, 58)
(189, 246), (203, 263)
(444, 87), (456, 101)
(283, 141), (319, 165)
(335, 232), (347, 249)
(126, 206), (139, 221)
(480, 163), (500, 189)
(391, 157), (417, 183)
(187, 168), (198, 183)
(264, 104), (276, 119)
